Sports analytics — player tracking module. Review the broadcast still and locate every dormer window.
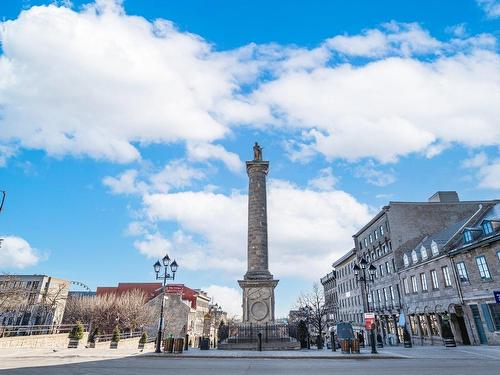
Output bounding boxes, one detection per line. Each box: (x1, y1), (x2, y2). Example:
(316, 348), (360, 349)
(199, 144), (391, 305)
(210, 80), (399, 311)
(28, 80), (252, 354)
(431, 241), (439, 256)
(482, 221), (493, 235)
(403, 254), (409, 267)
(420, 246), (428, 261)
(464, 230), (473, 243)
(411, 250), (418, 264)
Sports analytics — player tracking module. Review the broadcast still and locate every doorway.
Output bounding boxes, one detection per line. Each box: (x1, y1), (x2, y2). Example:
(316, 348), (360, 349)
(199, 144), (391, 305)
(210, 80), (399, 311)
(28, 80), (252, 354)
(470, 304), (488, 344)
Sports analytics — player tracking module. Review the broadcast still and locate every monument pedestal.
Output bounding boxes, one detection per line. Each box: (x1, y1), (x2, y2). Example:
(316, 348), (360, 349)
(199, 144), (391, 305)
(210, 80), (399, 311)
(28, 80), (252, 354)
(238, 279), (278, 323)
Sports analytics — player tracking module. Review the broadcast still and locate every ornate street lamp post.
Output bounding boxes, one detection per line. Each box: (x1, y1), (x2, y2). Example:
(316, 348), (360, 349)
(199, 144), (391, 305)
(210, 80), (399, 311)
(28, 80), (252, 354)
(353, 259), (377, 354)
(153, 254), (178, 353)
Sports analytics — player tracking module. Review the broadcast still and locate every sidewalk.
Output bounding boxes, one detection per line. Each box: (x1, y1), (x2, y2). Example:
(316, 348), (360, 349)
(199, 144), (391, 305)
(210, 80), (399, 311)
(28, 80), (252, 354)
(145, 347), (404, 359)
(1, 344), (499, 361)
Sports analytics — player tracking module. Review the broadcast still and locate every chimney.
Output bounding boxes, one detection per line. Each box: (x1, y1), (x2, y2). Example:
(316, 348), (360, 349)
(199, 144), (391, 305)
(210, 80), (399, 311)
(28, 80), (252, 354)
(428, 191), (460, 203)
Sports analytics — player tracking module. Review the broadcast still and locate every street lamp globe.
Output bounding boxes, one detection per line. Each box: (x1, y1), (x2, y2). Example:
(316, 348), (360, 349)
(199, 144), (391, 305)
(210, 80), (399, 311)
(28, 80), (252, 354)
(162, 254), (171, 267)
(170, 260), (179, 273)
(153, 261), (161, 274)
(353, 263), (360, 276)
(360, 258), (367, 269)
(369, 264), (376, 277)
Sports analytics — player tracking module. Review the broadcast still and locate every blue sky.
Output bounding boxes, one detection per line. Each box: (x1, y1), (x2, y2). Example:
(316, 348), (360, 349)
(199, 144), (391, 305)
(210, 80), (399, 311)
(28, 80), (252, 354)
(0, 0), (499, 317)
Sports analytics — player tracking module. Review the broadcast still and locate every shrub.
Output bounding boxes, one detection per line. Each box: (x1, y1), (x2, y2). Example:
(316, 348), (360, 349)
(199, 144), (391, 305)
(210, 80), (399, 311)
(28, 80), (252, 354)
(111, 326), (121, 343)
(68, 321), (85, 341)
(139, 332), (148, 344)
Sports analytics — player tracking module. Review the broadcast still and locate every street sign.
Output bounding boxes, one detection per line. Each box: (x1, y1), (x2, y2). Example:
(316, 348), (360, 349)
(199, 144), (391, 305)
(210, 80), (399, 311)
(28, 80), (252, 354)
(364, 313), (375, 330)
(494, 291), (500, 304)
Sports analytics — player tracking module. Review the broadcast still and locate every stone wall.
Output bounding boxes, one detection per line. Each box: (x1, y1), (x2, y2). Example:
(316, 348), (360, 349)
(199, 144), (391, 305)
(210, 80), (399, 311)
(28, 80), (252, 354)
(0, 332), (88, 349)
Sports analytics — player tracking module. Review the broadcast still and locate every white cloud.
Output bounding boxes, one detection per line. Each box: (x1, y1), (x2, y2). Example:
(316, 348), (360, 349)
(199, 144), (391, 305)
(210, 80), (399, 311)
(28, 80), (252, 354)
(202, 285), (242, 318)
(103, 169), (146, 195)
(326, 22), (441, 58)
(149, 160), (206, 193)
(477, 0), (500, 18)
(141, 180), (372, 279)
(355, 161), (396, 187)
(251, 49), (500, 163)
(0, 236), (41, 268)
(307, 167), (338, 191)
(187, 143), (243, 173)
(445, 24), (468, 38)
(0, 2), (252, 163)
(0, 4), (498, 167)
(463, 152), (500, 189)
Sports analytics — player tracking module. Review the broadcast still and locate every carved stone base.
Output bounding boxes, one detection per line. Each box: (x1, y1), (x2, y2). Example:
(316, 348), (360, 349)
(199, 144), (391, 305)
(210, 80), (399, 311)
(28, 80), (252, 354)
(238, 279), (278, 323)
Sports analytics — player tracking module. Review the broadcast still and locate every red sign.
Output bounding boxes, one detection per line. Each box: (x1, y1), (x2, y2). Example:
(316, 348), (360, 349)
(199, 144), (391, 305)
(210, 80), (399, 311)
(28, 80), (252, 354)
(364, 313), (375, 330)
(166, 285), (184, 294)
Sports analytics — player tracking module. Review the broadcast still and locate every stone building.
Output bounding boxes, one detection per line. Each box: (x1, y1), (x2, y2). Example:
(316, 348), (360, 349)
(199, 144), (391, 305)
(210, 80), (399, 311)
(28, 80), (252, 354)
(399, 218), (471, 346)
(332, 249), (364, 331)
(353, 191), (494, 344)
(320, 270), (337, 325)
(448, 202), (500, 345)
(0, 275), (69, 328)
(147, 284), (217, 348)
(400, 201), (500, 346)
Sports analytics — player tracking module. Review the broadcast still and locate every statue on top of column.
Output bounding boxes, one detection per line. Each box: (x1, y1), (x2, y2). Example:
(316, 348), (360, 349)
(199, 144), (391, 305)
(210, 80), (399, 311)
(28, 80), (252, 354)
(253, 142), (263, 161)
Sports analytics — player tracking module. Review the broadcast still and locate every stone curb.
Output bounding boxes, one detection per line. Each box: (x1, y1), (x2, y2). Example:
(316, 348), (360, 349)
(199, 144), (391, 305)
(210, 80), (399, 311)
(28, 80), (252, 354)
(142, 354), (407, 360)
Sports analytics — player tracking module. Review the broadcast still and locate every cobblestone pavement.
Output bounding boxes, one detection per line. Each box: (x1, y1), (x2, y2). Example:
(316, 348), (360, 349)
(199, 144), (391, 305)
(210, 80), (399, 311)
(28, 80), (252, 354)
(0, 345), (498, 374)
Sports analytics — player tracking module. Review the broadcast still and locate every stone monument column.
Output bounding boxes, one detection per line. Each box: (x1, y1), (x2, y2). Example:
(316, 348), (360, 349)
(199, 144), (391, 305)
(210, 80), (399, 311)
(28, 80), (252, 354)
(238, 143), (278, 323)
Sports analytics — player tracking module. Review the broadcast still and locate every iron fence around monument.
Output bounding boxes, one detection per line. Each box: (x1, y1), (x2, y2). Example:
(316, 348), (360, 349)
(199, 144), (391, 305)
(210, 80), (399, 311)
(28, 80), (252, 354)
(219, 323), (298, 344)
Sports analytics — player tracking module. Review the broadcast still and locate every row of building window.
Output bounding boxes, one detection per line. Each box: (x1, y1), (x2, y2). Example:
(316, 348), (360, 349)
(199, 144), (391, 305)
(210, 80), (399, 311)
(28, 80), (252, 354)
(463, 221), (494, 243)
(0, 281), (40, 290)
(360, 222), (389, 250)
(369, 285), (397, 308)
(403, 241), (440, 267)
(366, 242), (393, 263)
(403, 266), (452, 294)
(456, 255), (494, 282)
(339, 294), (361, 309)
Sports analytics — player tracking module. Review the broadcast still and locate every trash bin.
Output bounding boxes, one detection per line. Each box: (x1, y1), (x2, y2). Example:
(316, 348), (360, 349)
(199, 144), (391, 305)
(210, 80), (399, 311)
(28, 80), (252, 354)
(341, 339), (351, 354)
(163, 338), (174, 353)
(200, 337), (210, 350)
(173, 338), (184, 353)
(351, 338), (360, 354)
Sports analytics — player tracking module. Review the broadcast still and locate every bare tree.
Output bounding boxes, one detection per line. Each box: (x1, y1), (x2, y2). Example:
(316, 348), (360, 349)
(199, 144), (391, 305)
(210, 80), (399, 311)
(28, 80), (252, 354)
(63, 290), (156, 334)
(296, 283), (327, 348)
(119, 290), (156, 334)
(0, 275), (28, 317)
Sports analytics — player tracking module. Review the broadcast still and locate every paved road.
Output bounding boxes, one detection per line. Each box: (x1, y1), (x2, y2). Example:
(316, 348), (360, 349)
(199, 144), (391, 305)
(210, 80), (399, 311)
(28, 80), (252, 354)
(0, 356), (499, 375)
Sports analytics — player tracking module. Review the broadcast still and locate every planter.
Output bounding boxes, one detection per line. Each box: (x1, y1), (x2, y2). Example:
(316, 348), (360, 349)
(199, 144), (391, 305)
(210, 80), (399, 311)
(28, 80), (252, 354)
(110, 341), (118, 349)
(351, 338), (360, 354)
(163, 338), (174, 353)
(68, 339), (80, 349)
(88, 342), (96, 348)
(138, 343), (145, 349)
(173, 338), (184, 353)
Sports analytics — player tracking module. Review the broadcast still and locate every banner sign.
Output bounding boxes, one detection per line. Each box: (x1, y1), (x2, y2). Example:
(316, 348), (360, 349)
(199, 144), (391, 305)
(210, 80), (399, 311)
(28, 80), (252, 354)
(364, 313), (375, 330)
(494, 291), (500, 304)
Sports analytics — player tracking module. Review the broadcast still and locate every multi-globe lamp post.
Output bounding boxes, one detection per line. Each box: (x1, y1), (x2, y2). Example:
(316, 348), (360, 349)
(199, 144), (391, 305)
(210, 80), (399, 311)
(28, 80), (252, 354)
(153, 254), (178, 353)
(353, 258), (377, 354)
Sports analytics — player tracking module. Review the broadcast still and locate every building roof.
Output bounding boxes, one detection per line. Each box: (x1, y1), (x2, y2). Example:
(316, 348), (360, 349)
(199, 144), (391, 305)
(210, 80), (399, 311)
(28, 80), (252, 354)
(450, 202), (500, 254)
(96, 282), (162, 300)
(332, 248), (356, 268)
